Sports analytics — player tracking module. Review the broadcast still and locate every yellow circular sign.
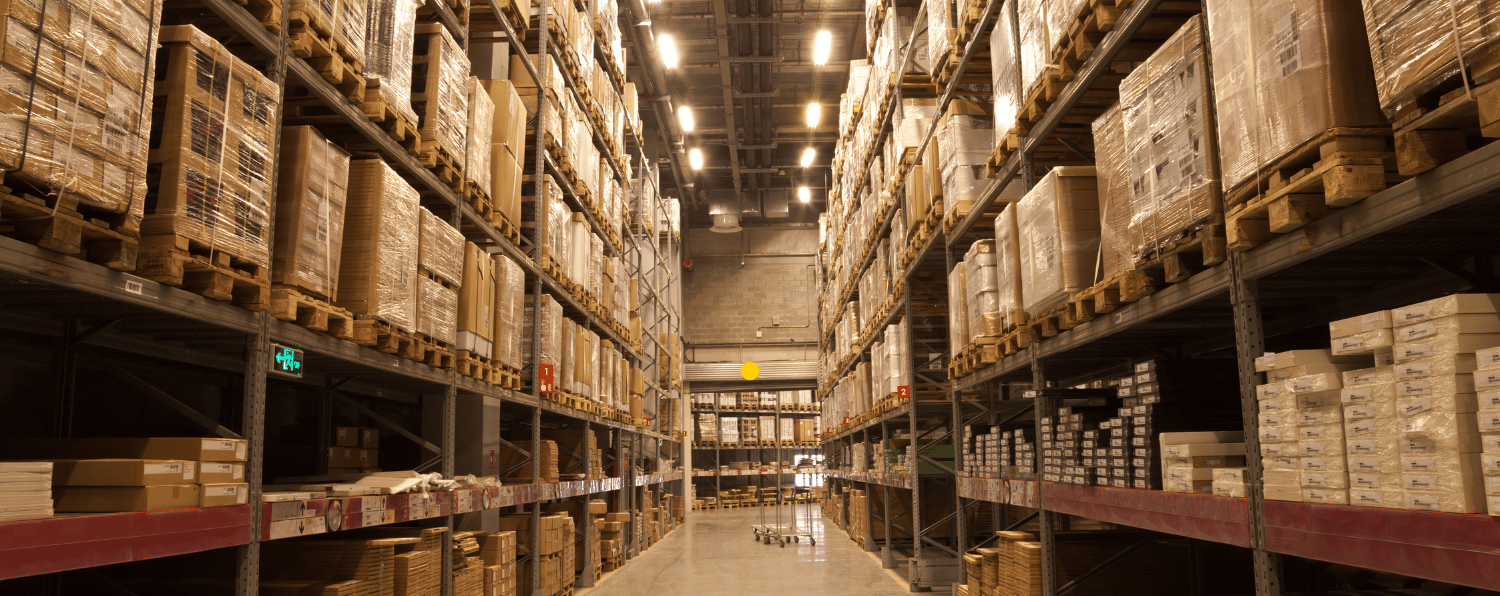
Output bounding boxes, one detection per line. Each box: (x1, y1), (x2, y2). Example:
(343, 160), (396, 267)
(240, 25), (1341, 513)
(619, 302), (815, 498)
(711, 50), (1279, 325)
(741, 362), (760, 381)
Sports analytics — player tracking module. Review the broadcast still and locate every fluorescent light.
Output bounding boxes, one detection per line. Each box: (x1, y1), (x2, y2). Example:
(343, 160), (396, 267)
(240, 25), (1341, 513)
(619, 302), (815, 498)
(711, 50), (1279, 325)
(805, 102), (821, 128)
(799, 187), (811, 203)
(659, 34), (679, 68)
(678, 106), (694, 132)
(813, 30), (831, 65)
(689, 148), (703, 170)
(800, 148), (816, 167)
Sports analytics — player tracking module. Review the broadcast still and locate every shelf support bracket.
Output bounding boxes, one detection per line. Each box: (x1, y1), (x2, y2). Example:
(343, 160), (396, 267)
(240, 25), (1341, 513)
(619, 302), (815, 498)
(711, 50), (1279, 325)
(1230, 252), (1284, 596)
(82, 347), (241, 439)
(333, 391), (440, 454)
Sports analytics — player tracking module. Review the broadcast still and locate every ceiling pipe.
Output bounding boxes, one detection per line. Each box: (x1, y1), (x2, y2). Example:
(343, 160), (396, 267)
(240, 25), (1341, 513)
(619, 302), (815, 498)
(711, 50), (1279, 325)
(757, 0), (775, 198)
(658, 9), (864, 19)
(714, 0), (745, 198)
(620, 0), (698, 207)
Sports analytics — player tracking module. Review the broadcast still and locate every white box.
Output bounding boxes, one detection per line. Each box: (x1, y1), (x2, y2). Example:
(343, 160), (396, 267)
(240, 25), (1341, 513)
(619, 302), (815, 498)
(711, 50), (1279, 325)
(1255, 350), (1363, 372)
(1476, 346), (1500, 370)
(1301, 470), (1348, 489)
(1263, 484), (1303, 502)
(1212, 481), (1247, 497)
(1349, 471), (1403, 491)
(1395, 314), (1500, 343)
(1394, 334), (1500, 363)
(1333, 329), (1393, 355)
(1392, 294), (1500, 325)
(1343, 366), (1395, 388)
(1286, 373), (1343, 394)
(1303, 488), (1348, 504)
(1396, 355), (1477, 380)
(1329, 310), (1392, 337)
(1271, 363), (1361, 383)
(1302, 455), (1347, 472)
(1163, 443), (1246, 457)
(1349, 489), (1402, 508)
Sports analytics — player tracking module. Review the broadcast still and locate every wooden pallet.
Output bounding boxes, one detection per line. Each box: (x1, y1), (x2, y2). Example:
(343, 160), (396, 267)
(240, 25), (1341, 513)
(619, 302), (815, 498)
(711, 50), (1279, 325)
(416, 140), (466, 193)
(288, 24), (365, 105)
(1224, 150), (1393, 252)
(1068, 267), (1162, 321)
(414, 333), (454, 369)
(270, 286), (355, 340)
(496, 364), (521, 390)
(491, 212), (522, 246)
(1392, 77), (1500, 176)
(1071, 223), (1226, 320)
(456, 350), (496, 383)
(351, 317), (421, 360)
(361, 86), (422, 156)
(0, 190), (138, 271)
(239, 0), (283, 33)
(1027, 303), (1079, 339)
(1223, 127), (1395, 210)
(136, 234), (270, 311)
(941, 195), (1007, 236)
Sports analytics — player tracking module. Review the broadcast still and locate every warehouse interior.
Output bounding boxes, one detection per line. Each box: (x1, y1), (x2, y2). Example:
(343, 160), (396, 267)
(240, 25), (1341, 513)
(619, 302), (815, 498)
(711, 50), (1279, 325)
(2, 0), (1500, 594)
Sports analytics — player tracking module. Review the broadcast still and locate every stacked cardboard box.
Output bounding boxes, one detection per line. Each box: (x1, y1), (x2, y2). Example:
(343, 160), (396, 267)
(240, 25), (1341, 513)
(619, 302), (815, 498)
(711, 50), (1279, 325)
(3, 437), (248, 511)
(548, 429), (603, 479)
(495, 439), (558, 483)
(0, 0), (161, 231)
(416, 208), (462, 344)
(937, 100), (999, 222)
(338, 160), (421, 331)
(1479, 347), (1500, 514)
(1160, 432), (1246, 494)
(364, 0), (420, 124)
(330, 426), (380, 474)
(479, 530), (518, 596)
(1256, 350), (1363, 502)
(272, 126), (352, 300)
(1359, 0), (1500, 122)
(145, 26), (279, 268)
(411, 23), (470, 170)
(458, 242), (496, 357)
(0, 461), (51, 521)
(493, 253), (525, 371)
(1015, 167), (1099, 315)
(262, 537), (401, 595)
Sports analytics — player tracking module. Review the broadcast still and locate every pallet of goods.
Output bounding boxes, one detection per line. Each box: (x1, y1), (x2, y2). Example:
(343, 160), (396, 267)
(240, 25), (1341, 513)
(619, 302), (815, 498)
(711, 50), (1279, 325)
(271, 125), (356, 340)
(363, 0), (423, 152)
(337, 159), (423, 358)
(287, 0), (368, 104)
(412, 22), (471, 192)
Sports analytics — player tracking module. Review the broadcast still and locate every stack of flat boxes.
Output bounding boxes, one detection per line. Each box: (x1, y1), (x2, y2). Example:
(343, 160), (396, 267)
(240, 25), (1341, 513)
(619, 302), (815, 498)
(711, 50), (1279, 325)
(478, 531), (518, 596)
(1058, 406), (1116, 486)
(1160, 432), (1245, 494)
(1390, 295), (1499, 513)
(5, 437), (249, 512)
(1256, 350), (1361, 502)
(1003, 429), (1035, 478)
(1478, 347), (1500, 514)
(1331, 310), (1401, 508)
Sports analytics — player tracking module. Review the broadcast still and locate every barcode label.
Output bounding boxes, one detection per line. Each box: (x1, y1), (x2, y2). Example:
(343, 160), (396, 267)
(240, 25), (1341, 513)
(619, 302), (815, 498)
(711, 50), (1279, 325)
(1274, 11), (1301, 79)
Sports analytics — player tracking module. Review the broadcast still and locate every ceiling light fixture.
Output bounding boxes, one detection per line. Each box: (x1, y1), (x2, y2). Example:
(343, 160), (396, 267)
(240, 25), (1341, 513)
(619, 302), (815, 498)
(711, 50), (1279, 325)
(799, 187), (811, 203)
(800, 148), (815, 167)
(689, 148), (703, 170)
(659, 34), (679, 68)
(805, 102), (821, 128)
(678, 106), (694, 132)
(813, 30), (831, 65)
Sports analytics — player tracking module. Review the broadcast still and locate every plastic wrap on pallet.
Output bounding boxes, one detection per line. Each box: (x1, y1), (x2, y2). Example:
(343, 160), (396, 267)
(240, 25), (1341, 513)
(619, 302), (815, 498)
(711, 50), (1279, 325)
(465, 77), (494, 199)
(1092, 103), (1132, 281)
(938, 100), (996, 218)
(965, 240), (1002, 342)
(457, 242), (494, 357)
(1045, 0), (1089, 61)
(339, 159), (420, 330)
(411, 24), (470, 166)
(273, 126), (351, 300)
(558, 318), (573, 391)
(1016, 166), (1100, 314)
(337, 0), (368, 67)
(418, 207), (464, 286)
(590, 232), (604, 298)
(417, 274), (458, 345)
(566, 213), (589, 283)
(896, 98), (941, 151)
(497, 254), (524, 369)
(994, 202), (1023, 330)
(1017, 0), (1054, 97)
(366, 0), (421, 123)
(930, 0), (953, 71)
(1120, 16), (1220, 266)
(889, 6), (931, 74)
(1206, 0), (1385, 191)
(522, 293), (563, 380)
(949, 262), (969, 357)
(148, 26), (279, 268)
(1360, 0), (1500, 120)
(541, 175), (570, 262)
(991, 0), (1022, 149)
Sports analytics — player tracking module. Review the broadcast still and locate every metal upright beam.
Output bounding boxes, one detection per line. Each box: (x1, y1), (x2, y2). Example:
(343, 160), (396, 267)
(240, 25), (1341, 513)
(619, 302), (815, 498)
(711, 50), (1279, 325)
(237, 314), (269, 596)
(1033, 360), (1058, 596)
(1230, 252), (1284, 596)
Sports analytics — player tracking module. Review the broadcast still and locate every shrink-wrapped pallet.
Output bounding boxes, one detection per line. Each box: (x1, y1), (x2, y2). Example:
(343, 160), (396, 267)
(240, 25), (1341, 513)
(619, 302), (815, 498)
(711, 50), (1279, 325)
(1016, 0), (1054, 98)
(494, 254), (524, 369)
(1359, 0), (1500, 120)
(412, 23), (470, 167)
(1206, 0), (1384, 192)
(458, 242), (495, 357)
(418, 207), (464, 285)
(522, 293), (563, 380)
(991, 0), (1022, 147)
(365, 0), (420, 123)
(338, 160), (420, 330)
(929, 0), (952, 71)
(1120, 16), (1220, 265)
(1015, 167), (1099, 314)
(290, 0), (368, 67)
(993, 202), (1023, 330)
(465, 77), (494, 202)
(937, 100), (996, 219)
(965, 240), (1001, 341)
(273, 126), (351, 300)
(1092, 103), (1132, 281)
(147, 25), (280, 268)
(417, 274), (457, 345)
(948, 263), (969, 351)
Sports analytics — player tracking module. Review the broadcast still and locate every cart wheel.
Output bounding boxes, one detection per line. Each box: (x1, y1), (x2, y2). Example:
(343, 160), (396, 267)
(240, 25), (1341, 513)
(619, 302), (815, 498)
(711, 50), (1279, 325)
(763, 536), (770, 545)
(780, 540), (786, 548)
(794, 537), (799, 543)
(810, 539), (816, 546)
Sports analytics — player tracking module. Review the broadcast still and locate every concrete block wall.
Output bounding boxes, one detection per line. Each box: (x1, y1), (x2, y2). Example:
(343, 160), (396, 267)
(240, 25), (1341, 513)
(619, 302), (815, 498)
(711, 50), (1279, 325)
(683, 228), (819, 349)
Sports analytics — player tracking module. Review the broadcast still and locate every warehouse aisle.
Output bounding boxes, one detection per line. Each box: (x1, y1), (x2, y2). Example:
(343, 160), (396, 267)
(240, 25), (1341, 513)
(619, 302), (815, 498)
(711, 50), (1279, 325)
(582, 505), (912, 596)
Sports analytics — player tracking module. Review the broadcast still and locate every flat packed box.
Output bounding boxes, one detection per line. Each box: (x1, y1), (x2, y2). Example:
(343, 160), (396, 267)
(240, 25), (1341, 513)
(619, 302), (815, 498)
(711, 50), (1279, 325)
(271, 125), (351, 300)
(1263, 484), (1304, 502)
(55, 484), (201, 512)
(199, 462), (245, 484)
(337, 159), (421, 331)
(1256, 350), (1364, 371)
(51, 459), (196, 486)
(1392, 294), (1500, 325)
(1394, 334), (1500, 363)
(201, 482), (249, 506)
(1, 437), (247, 461)
(1329, 311), (1393, 338)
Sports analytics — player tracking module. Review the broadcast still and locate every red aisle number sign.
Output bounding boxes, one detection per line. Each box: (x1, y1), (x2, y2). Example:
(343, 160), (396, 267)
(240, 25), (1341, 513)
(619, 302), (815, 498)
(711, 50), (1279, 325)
(897, 385), (911, 399)
(843, 417), (850, 425)
(538, 365), (554, 393)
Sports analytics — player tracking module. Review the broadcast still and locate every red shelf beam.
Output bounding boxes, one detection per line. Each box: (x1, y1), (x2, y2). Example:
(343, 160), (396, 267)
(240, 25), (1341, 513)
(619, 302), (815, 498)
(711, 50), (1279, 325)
(1042, 482), (1252, 547)
(0, 506), (251, 581)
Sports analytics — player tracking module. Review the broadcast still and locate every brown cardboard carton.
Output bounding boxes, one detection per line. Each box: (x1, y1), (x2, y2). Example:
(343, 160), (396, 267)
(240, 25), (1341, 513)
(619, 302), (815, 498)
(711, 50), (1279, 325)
(482, 78), (527, 164)
(54, 484), (200, 512)
(198, 461), (245, 484)
(418, 207), (465, 286)
(458, 242), (496, 358)
(0, 437), (247, 462)
(336, 426), (361, 447)
(51, 459), (197, 486)
(1015, 167), (1099, 314)
(360, 428), (379, 449)
(491, 145), (522, 228)
(200, 482), (249, 506)
(336, 159), (421, 331)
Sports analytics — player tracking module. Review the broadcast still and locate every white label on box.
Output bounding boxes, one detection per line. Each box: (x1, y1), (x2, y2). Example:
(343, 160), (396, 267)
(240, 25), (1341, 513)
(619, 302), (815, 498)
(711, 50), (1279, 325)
(1398, 344), (1433, 360)
(1350, 473), (1382, 489)
(1398, 322), (1437, 342)
(233, 464), (244, 479)
(237, 443), (246, 460)
(1303, 473), (1329, 487)
(1397, 362), (1432, 379)
(1300, 426), (1328, 440)
(1298, 395), (1330, 409)
(1342, 388), (1374, 404)
(183, 461), (195, 481)
(1262, 399), (1287, 412)
(1291, 378), (1320, 393)
(1351, 490), (1387, 506)
(1397, 381), (1433, 397)
(1408, 493), (1442, 510)
(1260, 413), (1286, 426)
(1302, 457), (1331, 471)
(1475, 370), (1500, 390)
(1402, 437), (1440, 454)
(1263, 352), (1278, 368)
(1395, 304), (1434, 324)
(1485, 434), (1500, 452)
(1482, 351), (1500, 368)
(204, 439), (235, 453)
(1335, 337), (1366, 352)
(1257, 384), (1281, 399)
(1400, 398), (1433, 417)
(1481, 412), (1500, 432)
(1302, 441), (1332, 456)
(1403, 456), (1437, 472)
(1299, 411), (1326, 425)
(1481, 392), (1500, 409)
(143, 463), (182, 476)
(206, 485), (239, 497)
(1487, 476), (1500, 494)
(204, 463), (231, 476)
(1304, 489), (1338, 503)
(1348, 439), (1380, 454)
(1348, 370), (1380, 386)
(1345, 405), (1374, 420)
(1350, 457), (1381, 473)
(1481, 454), (1500, 474)
(1272, 456), (1299, 469)
(1404, 475), (1438, 491)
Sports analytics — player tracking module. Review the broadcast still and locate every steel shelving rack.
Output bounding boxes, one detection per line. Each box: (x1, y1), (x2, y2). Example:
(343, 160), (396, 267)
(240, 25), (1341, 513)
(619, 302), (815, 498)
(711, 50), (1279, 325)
(818, 0), (1500, 593)
(689, 396), (822, 503)
(0, 0), (687, 591)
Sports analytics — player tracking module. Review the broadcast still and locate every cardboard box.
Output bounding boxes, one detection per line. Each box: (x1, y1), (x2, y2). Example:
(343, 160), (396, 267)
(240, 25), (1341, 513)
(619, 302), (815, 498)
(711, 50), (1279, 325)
(418, 207), (465, 286)
(198, 462), (245, 484)
(54, 484), (201, 512)
(271, 125), (351, 300)
(335, 426), (361, 447)
(491, 144), (522, 227)
(201, 482), (249, 506)
(50, 459), (196, 486)
(337, 160), (421, 331)
(458, 242), (496, 357)
(360, 428), (379, 449)
(482, 78), (527, 164)
(1, 437), (247, 462)
(1014, 166), (1099, 314)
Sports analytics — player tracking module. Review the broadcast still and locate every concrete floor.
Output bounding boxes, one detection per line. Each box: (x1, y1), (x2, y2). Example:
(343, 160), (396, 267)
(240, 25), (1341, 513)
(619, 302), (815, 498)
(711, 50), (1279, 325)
(579, 505), (913, 596)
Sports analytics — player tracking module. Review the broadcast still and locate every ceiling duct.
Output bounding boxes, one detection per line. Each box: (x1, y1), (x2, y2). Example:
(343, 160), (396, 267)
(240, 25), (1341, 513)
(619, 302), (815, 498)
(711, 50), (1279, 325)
(710, 213), (743, 233)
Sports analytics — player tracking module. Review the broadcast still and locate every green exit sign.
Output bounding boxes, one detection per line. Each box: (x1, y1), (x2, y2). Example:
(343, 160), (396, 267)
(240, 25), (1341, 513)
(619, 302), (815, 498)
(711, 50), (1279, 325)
(271, 343), (304, 378)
